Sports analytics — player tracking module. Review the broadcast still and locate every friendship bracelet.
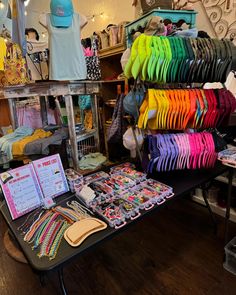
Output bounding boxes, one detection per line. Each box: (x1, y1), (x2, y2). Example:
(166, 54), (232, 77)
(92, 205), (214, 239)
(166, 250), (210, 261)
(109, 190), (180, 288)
(49, 221), (69, 260)
(38, 221), (58, 259)
(18, 208), (44, 234)
(66, 200), (93, 218)
(24, 211), (52, 242)
(53, 206), (82, 223)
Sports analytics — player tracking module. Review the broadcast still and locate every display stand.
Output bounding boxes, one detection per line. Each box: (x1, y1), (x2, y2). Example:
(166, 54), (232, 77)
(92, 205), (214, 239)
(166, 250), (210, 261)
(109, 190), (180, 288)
(125, 9), (198, 47)
(0, 163), (228, 295)
(0, 81), (100, 171)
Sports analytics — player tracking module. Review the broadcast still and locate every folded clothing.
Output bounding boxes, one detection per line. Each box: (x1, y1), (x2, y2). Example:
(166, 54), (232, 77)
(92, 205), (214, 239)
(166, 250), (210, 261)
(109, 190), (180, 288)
(78, 153), (107, 170)
(23, 127), (68, 156)
(0, 126), (34, 160)
(12, 129), (52, 157)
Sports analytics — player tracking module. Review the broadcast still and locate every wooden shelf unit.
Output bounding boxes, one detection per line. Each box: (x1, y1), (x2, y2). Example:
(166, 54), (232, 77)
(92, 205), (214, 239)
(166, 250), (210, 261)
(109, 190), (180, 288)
(99, 43), (126, 59)
(98, 44), (131, 159)
(1, 81), (100, 171)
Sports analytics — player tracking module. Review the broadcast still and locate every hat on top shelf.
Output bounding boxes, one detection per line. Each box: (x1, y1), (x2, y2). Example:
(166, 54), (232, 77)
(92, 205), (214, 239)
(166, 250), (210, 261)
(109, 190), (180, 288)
(50, 0), (74, 28)
(144, 16), (166, 36)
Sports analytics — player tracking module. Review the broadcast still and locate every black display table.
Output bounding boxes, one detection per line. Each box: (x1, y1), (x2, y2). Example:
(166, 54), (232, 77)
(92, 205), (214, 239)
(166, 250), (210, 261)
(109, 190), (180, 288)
(0, 163), (229, 295)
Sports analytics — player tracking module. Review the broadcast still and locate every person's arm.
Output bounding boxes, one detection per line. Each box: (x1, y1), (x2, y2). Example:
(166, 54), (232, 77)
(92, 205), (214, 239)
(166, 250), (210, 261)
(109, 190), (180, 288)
(39, 14), (47, 28)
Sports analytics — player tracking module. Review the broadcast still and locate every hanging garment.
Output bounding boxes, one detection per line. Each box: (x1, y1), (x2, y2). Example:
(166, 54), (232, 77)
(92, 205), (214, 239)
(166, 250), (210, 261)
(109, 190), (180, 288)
(12, 129), (52, 157)
(17, 103), (56, 129)
(12, 0), (27, 56)
(107, 94), (127, 143)
(4, 43), (29, 85)
(0, 37), (7, 71)
(46, 13), (87, 81)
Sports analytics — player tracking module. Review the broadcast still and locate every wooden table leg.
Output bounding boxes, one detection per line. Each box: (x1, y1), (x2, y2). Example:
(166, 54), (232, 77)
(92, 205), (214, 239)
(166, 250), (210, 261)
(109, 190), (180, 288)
(58, 268), (68, 295)
(224, 167), (233, 246)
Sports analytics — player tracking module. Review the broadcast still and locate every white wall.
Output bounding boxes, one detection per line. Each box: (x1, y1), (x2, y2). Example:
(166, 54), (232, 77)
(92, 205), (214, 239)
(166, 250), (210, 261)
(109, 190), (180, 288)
(193, 1), (216, 38)
(25, 0), (49, 37)
(25, 0), (224, 40)
(25, 0), (136, 39)
(0, 0), (12, 33)
(73, 0), (136, 38)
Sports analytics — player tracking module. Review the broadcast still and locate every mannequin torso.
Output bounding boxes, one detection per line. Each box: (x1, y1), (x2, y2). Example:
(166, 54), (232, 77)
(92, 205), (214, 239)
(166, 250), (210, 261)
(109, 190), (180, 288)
(43, 12), (87, 81)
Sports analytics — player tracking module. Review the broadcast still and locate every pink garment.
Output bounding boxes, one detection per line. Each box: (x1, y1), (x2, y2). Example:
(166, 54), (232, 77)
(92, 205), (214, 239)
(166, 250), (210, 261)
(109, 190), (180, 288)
(17, 105), (56, 128)
(83, 47), (94, 56)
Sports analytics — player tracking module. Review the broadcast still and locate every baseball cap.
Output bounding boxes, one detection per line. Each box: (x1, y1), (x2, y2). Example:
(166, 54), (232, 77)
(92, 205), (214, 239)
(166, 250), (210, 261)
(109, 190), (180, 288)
(50, 0), (74, 28)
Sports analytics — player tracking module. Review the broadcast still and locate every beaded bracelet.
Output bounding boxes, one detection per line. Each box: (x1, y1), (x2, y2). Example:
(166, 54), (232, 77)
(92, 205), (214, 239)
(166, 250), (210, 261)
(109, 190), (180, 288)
(38, 220), (69, 260)
(23, 203), (95, 260)
(53, 206), (82, 222)
(45, 220), (64, 256)
(49, 221), (69, 260)
(32, 213), (59, 249)
(31, 215), (54, 249)
(24, 211), (52, 242)
(66, 200), (93, 218)
(38, 221), (59, 258)
(17, 208), (44, 233)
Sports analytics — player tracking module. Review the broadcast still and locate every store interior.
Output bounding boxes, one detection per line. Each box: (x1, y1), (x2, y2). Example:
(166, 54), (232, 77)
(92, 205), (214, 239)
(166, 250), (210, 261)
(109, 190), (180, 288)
(1, 0), (236, 294)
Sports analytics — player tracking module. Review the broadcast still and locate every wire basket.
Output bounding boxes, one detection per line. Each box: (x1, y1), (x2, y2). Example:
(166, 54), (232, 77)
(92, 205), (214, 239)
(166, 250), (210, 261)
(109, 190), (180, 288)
(77, 134), (98, 159)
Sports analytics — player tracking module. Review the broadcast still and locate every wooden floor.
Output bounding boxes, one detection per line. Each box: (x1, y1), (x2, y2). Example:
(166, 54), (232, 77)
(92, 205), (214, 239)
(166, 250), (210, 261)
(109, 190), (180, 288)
(1, 199), (236, 295)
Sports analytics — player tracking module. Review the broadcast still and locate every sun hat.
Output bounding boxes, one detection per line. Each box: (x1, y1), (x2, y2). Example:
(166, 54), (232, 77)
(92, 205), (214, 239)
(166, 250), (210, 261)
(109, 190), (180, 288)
(123, 127), (143, 158)
(144, 16), (165, 36)
(50, 0), (74, 28)
(124, 35), (140, 79)
(131, 34), (147, 79)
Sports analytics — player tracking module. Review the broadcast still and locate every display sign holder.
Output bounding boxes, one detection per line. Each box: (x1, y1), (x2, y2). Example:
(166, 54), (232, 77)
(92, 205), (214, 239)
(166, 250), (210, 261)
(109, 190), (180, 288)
(0, 154), (69, 220)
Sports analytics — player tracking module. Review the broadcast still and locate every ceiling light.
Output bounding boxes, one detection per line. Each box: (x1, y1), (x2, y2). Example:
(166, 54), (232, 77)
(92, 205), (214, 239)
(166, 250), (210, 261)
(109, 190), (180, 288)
(24, 0), (30, 7)
(0, 1), (5, 10)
